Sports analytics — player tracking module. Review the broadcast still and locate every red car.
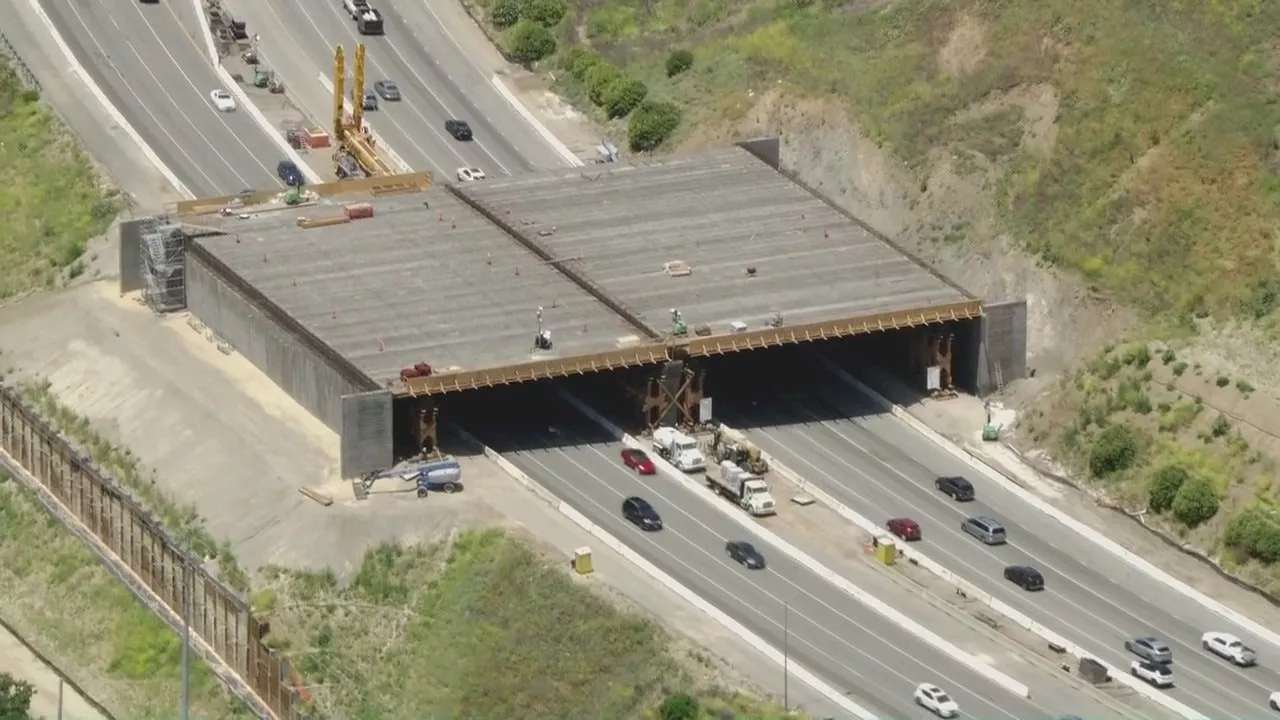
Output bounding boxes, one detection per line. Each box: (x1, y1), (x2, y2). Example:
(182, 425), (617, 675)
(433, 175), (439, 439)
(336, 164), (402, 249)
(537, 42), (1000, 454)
(620, 448), (656, 475)
(886, 517), (921, 541)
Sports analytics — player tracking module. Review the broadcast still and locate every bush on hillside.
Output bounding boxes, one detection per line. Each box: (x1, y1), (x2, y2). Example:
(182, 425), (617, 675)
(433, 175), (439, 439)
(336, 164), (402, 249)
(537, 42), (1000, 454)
(628, 100), (682, 151)
(659, 693), (698, 720)
(1088, 423), (1140, 477)
(507, 20), (556, 65)
(585, 63), (622, 105)
(520, 0), (567, 27)
(604, 77), (648, 118)
(1224, 507), (1280, 563)
(1171, 476), (1219, 528)
(665, 48), (694, 77)
(1147, 464), (1189, 513)
(490, 0), (521, 29)
(561, 46), (604, 80)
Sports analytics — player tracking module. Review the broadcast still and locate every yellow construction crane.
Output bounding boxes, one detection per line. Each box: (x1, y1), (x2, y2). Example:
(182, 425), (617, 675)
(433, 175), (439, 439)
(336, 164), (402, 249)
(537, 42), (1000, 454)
(333, 44), (393, 178)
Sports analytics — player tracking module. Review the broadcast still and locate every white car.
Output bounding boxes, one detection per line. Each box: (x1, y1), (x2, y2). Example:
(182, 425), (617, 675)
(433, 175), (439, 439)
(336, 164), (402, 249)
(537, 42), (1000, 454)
(913, 683), (958, 718)
(1130, 660), (1174, 688)
(456, 167), (486, 182)
(1202, 631), (1258, 666)
(209, 89), (236, 112)
(1269, 690), (1280, 711)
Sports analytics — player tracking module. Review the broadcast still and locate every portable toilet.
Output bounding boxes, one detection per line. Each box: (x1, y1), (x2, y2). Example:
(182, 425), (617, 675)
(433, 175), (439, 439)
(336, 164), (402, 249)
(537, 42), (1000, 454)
(874, 536), (898, 566)
(572, 547), (593, 575)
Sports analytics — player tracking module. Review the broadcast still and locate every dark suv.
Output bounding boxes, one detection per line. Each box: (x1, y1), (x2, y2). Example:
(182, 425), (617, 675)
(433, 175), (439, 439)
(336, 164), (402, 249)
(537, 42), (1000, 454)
(445, 119), (473, 141)
(622, 496), (662, 531)
(276, 160), (304, 186)
(935, 475), (975, 501)
(1004, 565), (1045, 591)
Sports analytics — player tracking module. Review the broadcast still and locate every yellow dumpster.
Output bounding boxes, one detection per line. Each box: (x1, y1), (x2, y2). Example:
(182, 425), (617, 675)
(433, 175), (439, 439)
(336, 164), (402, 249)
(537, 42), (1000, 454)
(874, 536), (898, 566)
(572, 546), (594, 575)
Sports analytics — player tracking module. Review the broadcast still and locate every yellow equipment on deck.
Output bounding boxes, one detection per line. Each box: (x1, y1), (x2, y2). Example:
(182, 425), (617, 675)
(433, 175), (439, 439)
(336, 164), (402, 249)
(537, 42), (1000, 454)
(333, 44), (393, 177)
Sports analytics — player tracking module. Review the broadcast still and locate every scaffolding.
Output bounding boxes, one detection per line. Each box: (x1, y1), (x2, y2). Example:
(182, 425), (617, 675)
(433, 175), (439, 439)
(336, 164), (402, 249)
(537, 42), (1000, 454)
(140, 215), (187, 313)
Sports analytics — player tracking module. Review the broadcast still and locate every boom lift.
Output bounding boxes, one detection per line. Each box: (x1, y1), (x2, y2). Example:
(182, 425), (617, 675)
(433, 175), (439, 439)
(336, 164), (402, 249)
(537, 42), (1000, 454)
(332, 44), (393, 178)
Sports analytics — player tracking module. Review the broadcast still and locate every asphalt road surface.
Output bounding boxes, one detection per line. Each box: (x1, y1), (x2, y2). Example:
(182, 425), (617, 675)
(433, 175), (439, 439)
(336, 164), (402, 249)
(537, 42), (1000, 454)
(725, 359), (1280, 720)
(218, 0), (569, 179)
(466, 394), (1059, 720)
(40, 0), (283, 194)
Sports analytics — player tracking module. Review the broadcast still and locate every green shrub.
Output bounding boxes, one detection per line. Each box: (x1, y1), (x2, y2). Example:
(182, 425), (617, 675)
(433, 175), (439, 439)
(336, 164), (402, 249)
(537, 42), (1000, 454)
(665, 48), (694, 77)
(490, 0), (521, 28)
(506, 20), (556, 65)
(1088, 423), (1140, 477)
(1172, 361), (1189, 376)
(520, 0), (567, 26)
(585, 63), (622, 105)
(1224, 507), (1280, 563)
(0, 673), (36, 720)
(1147, 464), (1189, 513)
(628, 100), (682, 151)
(659, 693), (699, 720)
(563, 47), (605, 80)
(604, 77), (648, 118)
(1171, 476), (1219, 527)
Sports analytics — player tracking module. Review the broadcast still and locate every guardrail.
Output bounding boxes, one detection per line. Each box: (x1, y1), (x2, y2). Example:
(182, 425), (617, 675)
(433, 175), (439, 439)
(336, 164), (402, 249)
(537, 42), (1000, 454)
(0, 384), (305, 720)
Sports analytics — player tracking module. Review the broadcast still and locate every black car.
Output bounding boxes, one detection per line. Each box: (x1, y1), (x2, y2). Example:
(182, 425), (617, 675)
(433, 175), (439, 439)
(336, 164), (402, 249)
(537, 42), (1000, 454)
(362, 90), (378, 110)
(373, 80), (400, 101)
(726, 540), (765, 569)
(445, 119), (473, 141)
(1004, 565), (1045, 591)
(935, 475), (975, 501)
(276, 160), (304, 186)
(622, 496), (662, 531)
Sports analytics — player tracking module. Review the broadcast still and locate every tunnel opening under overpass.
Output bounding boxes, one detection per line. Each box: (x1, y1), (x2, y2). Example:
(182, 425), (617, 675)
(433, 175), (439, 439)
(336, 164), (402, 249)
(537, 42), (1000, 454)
(396, 316), (989, 461)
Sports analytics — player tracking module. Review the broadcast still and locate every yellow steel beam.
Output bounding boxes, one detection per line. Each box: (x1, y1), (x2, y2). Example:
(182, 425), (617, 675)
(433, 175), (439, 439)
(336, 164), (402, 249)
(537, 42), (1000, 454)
(172, 172), (434, 216)
(351, 43), (366, 133)
(333, 45), (346, 143)
(680, 299), (984, 357)
(399, 346), (670, 396)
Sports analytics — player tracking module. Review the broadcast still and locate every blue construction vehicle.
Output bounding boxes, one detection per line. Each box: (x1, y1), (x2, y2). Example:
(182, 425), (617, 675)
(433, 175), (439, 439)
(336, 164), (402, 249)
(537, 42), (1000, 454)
(354, 456), (462, 500)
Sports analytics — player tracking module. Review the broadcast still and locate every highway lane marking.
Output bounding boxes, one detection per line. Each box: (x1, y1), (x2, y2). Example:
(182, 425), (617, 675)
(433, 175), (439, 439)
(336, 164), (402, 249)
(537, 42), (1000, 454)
(748, 416), (1265, 716)
(265, 0), (471, 173)
(54, 0), (225, 191)
(126, 0), (281, 183)
(501, 431), (1046, 720)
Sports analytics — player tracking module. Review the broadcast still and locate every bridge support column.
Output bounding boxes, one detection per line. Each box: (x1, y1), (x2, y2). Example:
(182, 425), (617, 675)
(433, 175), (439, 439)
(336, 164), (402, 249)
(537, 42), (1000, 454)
(911, 330), (957, 396)
(635, 361), (705, 431)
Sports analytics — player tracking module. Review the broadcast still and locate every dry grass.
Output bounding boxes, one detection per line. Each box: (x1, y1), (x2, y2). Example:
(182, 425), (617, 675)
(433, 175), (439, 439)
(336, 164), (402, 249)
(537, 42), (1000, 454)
(0, 61), (118, 296)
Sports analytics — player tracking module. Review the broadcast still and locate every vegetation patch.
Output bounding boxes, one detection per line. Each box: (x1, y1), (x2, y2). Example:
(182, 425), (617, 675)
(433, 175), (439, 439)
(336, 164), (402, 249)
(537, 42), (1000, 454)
(0, 60), (118, 298)
(255, 529), (797, 719)
(0, 477), (245, 719)
(1022, 342), (1280, 592)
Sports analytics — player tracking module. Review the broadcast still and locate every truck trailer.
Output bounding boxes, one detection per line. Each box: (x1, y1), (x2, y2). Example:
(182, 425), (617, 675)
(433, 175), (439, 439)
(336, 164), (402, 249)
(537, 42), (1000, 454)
(707, 460), (776, 516)
(652, 426), (706, 472)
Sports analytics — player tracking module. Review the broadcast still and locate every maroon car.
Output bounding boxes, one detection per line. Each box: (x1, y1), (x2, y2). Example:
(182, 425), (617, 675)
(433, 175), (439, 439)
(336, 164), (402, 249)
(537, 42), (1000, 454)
(886, 517), (922, 541)
(620, 448), (656, 475)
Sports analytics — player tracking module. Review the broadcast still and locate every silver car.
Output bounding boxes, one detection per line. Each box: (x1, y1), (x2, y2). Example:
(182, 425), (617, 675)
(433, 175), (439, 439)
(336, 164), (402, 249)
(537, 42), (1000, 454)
(961, 516), (1007, 545)
(1125, 636), (1173, 664)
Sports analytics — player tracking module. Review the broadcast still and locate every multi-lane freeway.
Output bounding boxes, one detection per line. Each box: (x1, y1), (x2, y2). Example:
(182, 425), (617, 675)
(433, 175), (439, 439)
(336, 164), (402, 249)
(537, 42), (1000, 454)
(725, 355), (1280, 720)
(466, 390), (1053, 720)
(43, 0), (281, 194)
(213, 0), (569, 178)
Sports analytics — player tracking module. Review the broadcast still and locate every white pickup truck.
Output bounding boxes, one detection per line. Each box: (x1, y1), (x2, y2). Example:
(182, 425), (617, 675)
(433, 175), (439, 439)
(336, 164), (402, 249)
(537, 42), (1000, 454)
(1202, 631), (1257, 666)
(652, 426), (705, 472)
(707, 460), (776, 516)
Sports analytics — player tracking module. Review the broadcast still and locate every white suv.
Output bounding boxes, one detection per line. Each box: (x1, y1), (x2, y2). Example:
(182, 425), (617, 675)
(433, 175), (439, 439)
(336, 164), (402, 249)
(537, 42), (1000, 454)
(456, 167), (486, 182)
(1130, 660), (1174, 688)
(913, 683), (958, 718)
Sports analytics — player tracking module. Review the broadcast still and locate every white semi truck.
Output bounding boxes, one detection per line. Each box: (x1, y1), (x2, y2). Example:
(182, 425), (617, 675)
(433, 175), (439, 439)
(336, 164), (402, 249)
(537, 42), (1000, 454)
(707, 460), (777, 516)
(652, 426), (706, 472)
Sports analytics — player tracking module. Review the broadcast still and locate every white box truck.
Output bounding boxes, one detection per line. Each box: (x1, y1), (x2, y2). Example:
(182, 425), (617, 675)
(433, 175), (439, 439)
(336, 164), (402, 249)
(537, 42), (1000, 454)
(652, 426), (706, 472)
(707, 460), (776, 516)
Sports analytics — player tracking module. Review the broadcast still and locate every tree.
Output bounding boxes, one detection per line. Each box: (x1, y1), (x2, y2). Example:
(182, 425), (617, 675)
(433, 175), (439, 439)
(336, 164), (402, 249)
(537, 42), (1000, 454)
(1087, 422), (1139, 477)
(1171, 476), (1220, 528)
(604, 77), (648, 118)
(0, 672), (35, 720)
(506, 20), (557, 65)
(628, 100), (682, 151)
(585, 62), (622, 106)
(490, 0), (521, 29)
(520, 0), (567, 27)
(665, 48), (694, 77)
(1147, 464), (1189, 513)
(659, 692), (699, 720)
(1225, 507), (1280, 563)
